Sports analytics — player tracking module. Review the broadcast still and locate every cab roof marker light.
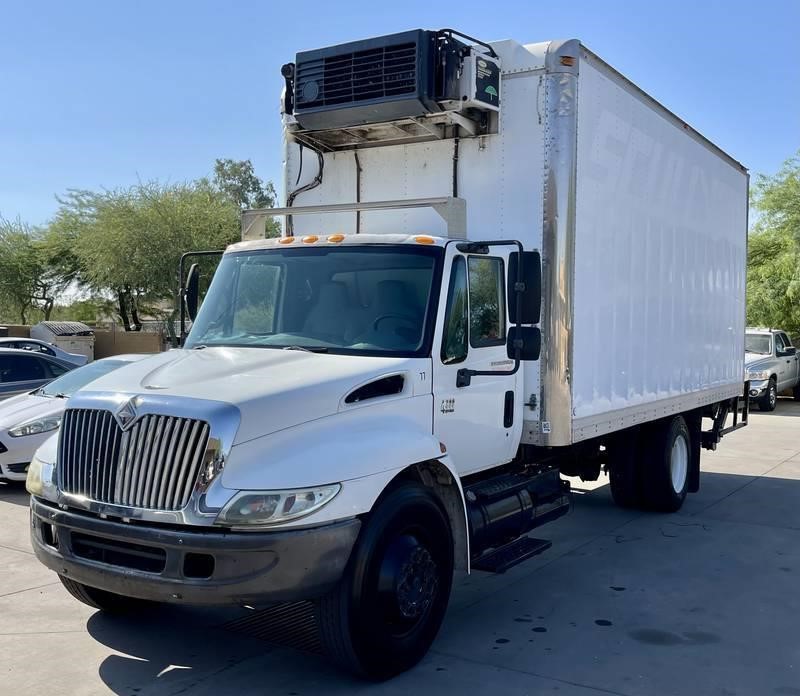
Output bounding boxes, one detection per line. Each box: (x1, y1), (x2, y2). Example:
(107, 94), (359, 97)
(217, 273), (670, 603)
(327, 234), (345, 243)
(302, 235), (319, 244)
(414, 235), (435, 245)
(278, 237), (295, 245)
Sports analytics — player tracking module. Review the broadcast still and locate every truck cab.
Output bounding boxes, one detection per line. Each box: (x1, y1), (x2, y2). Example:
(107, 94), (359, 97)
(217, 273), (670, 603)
(746, 328), (800, 410)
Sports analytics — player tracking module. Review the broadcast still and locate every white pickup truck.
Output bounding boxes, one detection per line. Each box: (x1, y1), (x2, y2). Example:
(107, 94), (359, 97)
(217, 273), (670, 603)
(746, 328), (800, 410)
(27, 30), (749, 679)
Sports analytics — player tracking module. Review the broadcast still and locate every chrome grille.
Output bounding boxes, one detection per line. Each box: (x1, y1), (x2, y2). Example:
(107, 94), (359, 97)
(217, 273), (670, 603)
(58, 409), (210, 511)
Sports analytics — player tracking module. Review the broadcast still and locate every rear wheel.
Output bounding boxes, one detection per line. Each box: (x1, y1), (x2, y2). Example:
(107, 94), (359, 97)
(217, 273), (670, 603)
(317, 482), (454, 680)
(58, 576), (151, 614)
(641, 416), (691, 512)
(759, 378), (778, 411)
(792, 383), (800, 402)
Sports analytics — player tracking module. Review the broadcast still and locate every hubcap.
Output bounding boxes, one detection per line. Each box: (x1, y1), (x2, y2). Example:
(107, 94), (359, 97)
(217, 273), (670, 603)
(670, 434), (689, 493)
(396, 545), (438, 619)
(377, 533), (439, 628)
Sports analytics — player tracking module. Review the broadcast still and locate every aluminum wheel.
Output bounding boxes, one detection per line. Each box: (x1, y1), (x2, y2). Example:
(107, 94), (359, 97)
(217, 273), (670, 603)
(670, 433), (689, 493)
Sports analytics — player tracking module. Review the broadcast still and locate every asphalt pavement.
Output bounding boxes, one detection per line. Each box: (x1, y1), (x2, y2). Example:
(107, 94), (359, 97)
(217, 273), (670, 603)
(2, 400), (799, 695)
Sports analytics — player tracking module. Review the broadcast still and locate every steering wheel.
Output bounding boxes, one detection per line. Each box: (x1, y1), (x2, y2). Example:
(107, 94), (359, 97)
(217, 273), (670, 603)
(372, 314), (417, 331)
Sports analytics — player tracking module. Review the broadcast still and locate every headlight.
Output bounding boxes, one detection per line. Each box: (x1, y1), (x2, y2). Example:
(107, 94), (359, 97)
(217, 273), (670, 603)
(8, 415), (62, 438)
(215, 484), (341, 527)
(747, 369), (771, 381)
(26, 452), (56, 498)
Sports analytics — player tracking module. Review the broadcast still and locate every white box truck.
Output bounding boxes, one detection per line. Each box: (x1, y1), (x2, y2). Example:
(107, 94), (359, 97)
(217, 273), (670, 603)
(27, 31), (749, 679)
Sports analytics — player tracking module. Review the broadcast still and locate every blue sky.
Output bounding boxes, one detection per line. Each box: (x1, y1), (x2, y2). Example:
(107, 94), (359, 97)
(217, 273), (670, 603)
(1, 0), (797, 225)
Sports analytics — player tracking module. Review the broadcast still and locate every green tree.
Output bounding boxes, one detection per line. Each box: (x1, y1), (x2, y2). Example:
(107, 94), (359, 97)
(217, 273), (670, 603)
(213, 158), (277, 209)
(747, 151), (800, 335)
(0, 218), (68, 323)
(50, 180), (241, 331)
(212, 158), (281, 238)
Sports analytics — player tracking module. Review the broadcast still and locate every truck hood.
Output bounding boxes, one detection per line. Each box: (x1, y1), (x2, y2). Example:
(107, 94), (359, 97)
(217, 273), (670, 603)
(80, 347), (426, 444)
(745, 352), (772, 368)
(0, 392), (64, 430)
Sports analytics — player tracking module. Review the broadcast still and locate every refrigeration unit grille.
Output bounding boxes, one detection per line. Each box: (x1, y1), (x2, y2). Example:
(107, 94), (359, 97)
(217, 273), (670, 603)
(295, 42), (418, 109)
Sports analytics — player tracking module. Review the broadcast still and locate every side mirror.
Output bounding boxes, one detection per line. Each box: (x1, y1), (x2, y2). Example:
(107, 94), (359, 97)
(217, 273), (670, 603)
(507, 326), (541, 361)
(508, 251), (541, 325)
(785, 346), (797, 356)
(185, 263), (201, 321)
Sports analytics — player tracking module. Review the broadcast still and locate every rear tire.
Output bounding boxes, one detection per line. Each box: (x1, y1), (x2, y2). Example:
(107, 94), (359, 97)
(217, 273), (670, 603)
(316, 482), (454, 680)
(759, 378), (778, 411)
(607, 432), (642, 509)
(58, 575), (151, 614)
(641, 416), (691, 513)
(793, 383), (800, 402)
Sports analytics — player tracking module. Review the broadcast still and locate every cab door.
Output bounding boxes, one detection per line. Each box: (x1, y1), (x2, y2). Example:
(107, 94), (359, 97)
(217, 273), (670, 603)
(432, 243), (523, 476)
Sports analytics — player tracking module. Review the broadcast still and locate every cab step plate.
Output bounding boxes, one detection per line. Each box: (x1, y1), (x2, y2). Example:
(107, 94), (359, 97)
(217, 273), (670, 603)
(472, 537), (552, 574)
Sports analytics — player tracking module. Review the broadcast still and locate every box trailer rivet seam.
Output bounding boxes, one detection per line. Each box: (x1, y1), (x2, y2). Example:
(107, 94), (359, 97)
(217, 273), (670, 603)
(26, 29), (749, 680)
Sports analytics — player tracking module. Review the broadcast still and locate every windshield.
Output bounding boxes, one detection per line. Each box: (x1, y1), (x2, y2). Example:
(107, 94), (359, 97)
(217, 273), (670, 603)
(38, 359), (131, 397)
(745, 334), (772, 355)
(186, 245), (442, 357)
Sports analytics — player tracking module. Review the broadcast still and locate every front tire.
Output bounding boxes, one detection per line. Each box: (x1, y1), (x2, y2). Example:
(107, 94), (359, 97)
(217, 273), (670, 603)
(759, 378), (778, 411)
(641, 416), (691, 513)
(58, 575), (151, 613)
(317, 482), (454, 680)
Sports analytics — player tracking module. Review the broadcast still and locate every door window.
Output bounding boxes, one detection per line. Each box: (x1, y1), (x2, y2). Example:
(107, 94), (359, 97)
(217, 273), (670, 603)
(0, 354), (46, 383)
(45, 360), (69, 378)
(775, 334), (786, 354)
(780, 333), (793, 350)
(468, 256), (506, 348)
(440, 256), (468, 364)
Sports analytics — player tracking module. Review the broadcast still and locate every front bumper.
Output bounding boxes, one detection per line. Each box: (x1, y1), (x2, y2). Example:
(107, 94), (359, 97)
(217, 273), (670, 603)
(30, 496), (360, 605)
(748, 379), (769, 399)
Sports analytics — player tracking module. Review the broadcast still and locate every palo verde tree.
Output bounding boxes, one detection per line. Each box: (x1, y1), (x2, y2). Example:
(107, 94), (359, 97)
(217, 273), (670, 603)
(0, 218), (69, 323)
(49, 179), (242, 331)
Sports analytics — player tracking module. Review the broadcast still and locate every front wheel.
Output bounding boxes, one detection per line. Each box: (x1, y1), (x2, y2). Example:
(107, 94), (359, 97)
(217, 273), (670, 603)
(759, 378), (777, 411)
(316, 482), (454, 680)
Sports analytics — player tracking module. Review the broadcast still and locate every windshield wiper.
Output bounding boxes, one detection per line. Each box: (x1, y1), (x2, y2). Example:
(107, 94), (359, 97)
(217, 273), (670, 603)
(282, 345), (328, 353)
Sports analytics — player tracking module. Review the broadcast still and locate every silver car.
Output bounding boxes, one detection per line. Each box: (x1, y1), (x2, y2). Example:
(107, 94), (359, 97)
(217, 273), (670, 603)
(0, 338), (89, 366)
(0, 348), (76, 401)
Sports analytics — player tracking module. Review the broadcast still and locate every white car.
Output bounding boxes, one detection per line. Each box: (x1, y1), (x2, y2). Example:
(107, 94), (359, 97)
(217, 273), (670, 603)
(0, 354), (149, 482)
(0, 338), (89, 367)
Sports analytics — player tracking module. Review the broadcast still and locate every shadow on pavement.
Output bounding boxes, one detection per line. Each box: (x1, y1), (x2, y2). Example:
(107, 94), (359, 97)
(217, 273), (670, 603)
(77, 466), (800, 694)
(757, 397), (800, 416)
(0, 480), (30, 506)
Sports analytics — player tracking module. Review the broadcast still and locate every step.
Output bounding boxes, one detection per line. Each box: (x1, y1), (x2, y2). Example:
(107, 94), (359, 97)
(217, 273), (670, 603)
(472, 536), (552, 574)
